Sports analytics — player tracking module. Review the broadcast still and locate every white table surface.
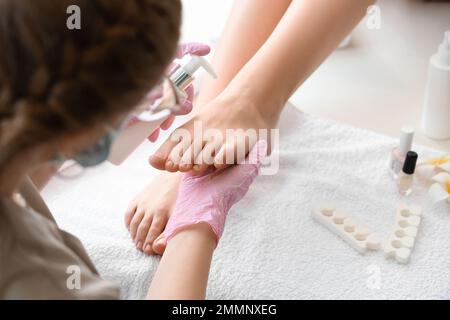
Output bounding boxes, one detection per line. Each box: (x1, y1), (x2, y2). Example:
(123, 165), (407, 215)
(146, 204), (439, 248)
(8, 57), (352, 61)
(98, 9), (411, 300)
(181, 0), (450, 152)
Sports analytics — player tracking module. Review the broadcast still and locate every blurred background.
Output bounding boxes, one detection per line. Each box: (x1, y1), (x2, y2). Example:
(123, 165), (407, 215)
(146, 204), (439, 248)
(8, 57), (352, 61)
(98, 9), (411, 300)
(180, 0), (450, 151)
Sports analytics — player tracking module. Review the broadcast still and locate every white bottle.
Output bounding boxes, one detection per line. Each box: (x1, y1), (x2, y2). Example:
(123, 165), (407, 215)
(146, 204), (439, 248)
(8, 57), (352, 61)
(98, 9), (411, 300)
(421, 30), (450, 140)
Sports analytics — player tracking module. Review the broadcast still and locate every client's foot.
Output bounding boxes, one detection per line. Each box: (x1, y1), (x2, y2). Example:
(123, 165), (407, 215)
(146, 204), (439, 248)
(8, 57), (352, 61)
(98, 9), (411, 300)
(149, 93), (277, 174)
(152, 140), (267, 256)
(124, 172), (181, 255)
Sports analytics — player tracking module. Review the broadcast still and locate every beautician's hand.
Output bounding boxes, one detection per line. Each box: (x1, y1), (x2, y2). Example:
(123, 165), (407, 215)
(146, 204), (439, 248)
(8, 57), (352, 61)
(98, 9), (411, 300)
(148, 42), (210, 142)
(152, 140), (267, 254)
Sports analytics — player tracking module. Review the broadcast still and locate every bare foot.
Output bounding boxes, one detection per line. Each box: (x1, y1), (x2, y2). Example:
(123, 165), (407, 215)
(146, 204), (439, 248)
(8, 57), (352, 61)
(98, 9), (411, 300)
(149, 93), (276, 174)
(124, 172), (181, 255)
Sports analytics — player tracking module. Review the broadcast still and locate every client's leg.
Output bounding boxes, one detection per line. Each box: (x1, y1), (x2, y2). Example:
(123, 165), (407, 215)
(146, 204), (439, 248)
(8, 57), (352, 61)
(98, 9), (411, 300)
(147, 141), (267, 299)
(147, 223), (216, 299)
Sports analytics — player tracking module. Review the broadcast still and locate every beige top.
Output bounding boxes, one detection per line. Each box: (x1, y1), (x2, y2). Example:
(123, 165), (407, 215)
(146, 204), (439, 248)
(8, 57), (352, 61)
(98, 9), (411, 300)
(0, 177), (120, 299)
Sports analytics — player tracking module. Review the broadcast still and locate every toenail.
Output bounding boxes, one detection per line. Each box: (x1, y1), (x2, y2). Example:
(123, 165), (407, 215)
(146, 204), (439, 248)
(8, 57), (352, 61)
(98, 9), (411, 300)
(137, 241), (142, 250)
(166, 160), (173, 167)
(145, 244), (151, 252)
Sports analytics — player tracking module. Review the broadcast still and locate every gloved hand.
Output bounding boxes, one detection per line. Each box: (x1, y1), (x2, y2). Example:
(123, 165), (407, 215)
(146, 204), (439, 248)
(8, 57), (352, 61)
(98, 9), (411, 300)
(148, 42), (211, 142)
(155, 140), (267, 249)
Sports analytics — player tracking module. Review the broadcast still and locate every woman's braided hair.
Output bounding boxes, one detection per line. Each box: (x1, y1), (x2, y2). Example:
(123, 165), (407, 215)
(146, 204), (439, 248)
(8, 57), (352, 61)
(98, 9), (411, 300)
(0, 0), (181, 171)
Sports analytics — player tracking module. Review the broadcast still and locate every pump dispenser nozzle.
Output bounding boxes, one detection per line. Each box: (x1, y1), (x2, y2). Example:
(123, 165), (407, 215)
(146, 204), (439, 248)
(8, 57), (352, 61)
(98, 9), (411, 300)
(184, 55), (217, 78)
(441, 31), (450, 51)
(436, 30), (450, 66)
(170, 54), (217, 92)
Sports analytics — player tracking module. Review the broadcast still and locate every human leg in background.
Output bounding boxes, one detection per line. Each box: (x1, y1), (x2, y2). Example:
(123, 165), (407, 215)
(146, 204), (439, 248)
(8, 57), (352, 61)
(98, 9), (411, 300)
(150, 0), (374, 174)
(150, 0), (292, 173)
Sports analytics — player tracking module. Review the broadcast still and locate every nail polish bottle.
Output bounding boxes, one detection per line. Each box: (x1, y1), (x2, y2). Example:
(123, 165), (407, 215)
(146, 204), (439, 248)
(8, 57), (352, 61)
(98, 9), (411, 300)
(389, 126), (414, 179)
(397, 151), (418, 196)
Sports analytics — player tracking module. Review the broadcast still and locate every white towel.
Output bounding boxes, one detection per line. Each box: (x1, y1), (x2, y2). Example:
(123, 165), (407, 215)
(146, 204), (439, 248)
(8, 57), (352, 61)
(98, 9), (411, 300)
(42, 103), (450, 299)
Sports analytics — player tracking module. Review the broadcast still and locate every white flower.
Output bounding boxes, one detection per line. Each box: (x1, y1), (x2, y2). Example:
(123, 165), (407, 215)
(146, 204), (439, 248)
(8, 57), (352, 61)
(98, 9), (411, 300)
(428, 172), (450, 205)
(416, 155), (450, 180)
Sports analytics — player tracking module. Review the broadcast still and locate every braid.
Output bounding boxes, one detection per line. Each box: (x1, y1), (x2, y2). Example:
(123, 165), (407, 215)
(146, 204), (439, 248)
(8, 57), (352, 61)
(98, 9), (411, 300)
(0, 0), (181, 172)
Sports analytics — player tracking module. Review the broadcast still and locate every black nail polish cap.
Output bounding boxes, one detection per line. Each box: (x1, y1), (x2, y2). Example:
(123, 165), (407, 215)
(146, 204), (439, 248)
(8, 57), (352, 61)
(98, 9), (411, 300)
(402, 151), (418, 174)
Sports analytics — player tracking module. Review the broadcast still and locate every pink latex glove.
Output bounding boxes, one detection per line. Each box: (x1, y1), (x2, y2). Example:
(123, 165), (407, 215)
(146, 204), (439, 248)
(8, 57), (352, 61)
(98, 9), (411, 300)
(148, 42), (211, 142)
(160, 140), (268, 246)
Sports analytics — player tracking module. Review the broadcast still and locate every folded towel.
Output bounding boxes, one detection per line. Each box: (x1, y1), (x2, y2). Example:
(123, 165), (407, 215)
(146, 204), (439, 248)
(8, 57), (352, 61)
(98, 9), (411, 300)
(42, 103), (450, 299)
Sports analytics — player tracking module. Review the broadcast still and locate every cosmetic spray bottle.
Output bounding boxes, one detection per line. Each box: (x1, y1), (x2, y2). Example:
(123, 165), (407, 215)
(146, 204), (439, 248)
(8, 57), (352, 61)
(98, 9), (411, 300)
(422, 30), (450, 140)
(389, 126), (415, 179)
(170, 55), (217, 98)
(397, 151), (418, 196)
(108, 55), (217, 165)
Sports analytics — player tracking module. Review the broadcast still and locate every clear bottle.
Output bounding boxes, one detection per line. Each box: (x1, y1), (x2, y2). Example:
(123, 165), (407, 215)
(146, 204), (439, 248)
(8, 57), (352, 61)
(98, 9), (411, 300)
(389, 126), (414, 179)
(397, 151), (418, 196)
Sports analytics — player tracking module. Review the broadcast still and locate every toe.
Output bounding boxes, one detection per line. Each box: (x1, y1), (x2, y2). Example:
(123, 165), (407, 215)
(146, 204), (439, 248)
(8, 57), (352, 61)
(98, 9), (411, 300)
(193, 140), (222, 174)
(143, 212), (168, 255)
(152, 234), (167, 256)
(134, 212), (153, 251)
(143, 243), (154, 255)
(165, 138), (191, 172)
(150, 126), (192, 170)
(124, 201), (137, 230)
(178, 144), (195, 172)
(180, 137), (205, 172)
(214, 133), (256, 168)
(214, 139), (237, 169)
(149, 139), (179, 170)
(129, 209), (145, 242)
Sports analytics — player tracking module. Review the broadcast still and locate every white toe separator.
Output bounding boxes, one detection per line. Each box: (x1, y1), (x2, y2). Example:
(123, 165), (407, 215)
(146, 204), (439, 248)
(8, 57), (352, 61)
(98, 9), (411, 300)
(384, 204), (422, 264)
(311, 205), (381, 254)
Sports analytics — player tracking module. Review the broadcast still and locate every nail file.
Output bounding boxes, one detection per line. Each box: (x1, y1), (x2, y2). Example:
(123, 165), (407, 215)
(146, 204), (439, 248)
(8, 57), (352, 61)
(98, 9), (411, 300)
(311, 205), (381, 254)
(384, 204), (422, 264)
